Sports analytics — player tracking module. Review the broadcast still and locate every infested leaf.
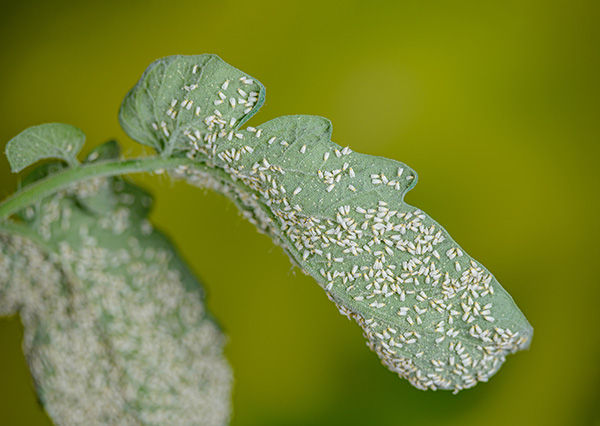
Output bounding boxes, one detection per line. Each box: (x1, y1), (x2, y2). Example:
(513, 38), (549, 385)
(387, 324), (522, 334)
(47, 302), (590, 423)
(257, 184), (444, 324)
(119, 55), (265, 154)
(0, 146), (231, 425)
(5, 123), (85, 172)
(121, 54), (533, 393)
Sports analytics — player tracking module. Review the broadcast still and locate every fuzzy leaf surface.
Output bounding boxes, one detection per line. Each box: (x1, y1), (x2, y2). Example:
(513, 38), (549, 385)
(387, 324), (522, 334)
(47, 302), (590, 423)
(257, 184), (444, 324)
(5, 123), (85, 172)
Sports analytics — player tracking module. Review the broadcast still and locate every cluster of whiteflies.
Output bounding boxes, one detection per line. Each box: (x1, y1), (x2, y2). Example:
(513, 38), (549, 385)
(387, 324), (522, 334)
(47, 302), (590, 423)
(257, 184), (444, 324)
(0, 175), (231, 425)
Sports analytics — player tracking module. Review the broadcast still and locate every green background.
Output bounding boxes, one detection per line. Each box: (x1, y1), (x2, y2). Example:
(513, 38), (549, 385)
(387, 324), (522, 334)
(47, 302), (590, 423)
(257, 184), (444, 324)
(1, 1), (598, 425)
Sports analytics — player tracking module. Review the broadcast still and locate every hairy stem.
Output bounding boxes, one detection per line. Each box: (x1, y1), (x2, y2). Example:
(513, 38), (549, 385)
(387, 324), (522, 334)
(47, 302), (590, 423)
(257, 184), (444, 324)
(0, 156), (196, 221)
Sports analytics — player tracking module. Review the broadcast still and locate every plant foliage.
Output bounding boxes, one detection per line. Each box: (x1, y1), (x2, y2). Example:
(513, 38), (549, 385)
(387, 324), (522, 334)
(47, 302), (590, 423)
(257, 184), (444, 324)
(1, 143), (231, 425)
(0, 54), (532, 425)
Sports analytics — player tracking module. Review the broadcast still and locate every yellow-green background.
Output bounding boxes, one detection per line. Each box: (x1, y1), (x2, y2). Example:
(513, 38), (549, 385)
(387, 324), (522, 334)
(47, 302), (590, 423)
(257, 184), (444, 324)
(1, 1), (598, 425)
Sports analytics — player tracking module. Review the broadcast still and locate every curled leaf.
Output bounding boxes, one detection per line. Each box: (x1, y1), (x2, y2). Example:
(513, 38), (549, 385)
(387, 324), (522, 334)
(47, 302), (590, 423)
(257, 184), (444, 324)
(121, 54), (533, 393)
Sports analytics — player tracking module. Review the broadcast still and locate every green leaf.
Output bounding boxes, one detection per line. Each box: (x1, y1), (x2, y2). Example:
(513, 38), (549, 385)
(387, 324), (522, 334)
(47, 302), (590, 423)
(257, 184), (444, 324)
(119, 54), (265, 155)
(0, 165), (231, 425)
(5, 123), (85, 172)
(77, 140), (122, 214)
(84, 139), (121, 163)
(122, 55), (533, 393)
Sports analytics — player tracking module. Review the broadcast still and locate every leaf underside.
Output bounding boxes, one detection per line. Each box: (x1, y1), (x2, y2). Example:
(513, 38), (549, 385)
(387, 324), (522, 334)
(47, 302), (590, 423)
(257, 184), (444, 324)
(0, 143), (231, 425)
(5, 123), (85, 172)
(120, 54), (533, 393)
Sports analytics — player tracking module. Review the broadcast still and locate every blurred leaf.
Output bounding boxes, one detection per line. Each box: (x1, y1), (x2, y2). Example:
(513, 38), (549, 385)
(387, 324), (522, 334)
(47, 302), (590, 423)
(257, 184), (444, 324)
(0, 144), (232, 425)
(121, 54), (533, 393)
(5, 123), (85, 172)
(84, 139), (121, 163)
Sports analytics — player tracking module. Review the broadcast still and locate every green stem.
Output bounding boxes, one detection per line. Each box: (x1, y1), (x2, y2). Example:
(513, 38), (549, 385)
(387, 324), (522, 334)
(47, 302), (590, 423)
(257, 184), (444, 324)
(0, 156), (196, 221)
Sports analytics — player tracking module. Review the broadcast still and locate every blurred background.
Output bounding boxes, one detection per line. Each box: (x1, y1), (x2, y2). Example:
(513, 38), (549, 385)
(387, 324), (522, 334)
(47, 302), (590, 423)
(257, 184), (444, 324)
(1, 1), (599, 425)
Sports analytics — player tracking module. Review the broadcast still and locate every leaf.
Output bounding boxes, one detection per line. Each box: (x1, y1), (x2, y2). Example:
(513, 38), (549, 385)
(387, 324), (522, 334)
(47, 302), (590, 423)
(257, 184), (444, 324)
(0, 147), (232, 425)
(121, 55), (533, 393)
(5, 123), (85, 172)
(84, 138), (121, 163)
(119, 55), (265, 154)
(77, 140), (122, 214)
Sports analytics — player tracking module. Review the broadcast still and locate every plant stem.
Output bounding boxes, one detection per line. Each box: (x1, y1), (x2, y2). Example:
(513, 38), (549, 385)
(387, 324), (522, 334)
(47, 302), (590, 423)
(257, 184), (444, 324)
(0, 156), (197, 221)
